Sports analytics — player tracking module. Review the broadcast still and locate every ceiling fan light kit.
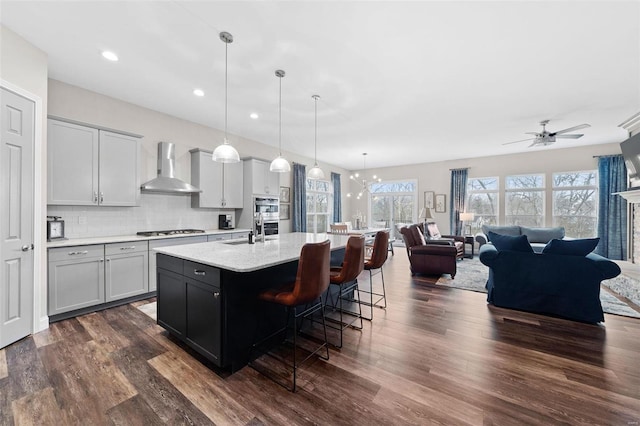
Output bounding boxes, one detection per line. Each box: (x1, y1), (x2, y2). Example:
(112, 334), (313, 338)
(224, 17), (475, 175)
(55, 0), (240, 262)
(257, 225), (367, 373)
(503, 119), (591, 148)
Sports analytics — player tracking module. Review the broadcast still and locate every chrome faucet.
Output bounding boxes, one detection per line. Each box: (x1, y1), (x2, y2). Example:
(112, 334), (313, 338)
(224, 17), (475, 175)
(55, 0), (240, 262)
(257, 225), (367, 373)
(253, 213), (264, 242)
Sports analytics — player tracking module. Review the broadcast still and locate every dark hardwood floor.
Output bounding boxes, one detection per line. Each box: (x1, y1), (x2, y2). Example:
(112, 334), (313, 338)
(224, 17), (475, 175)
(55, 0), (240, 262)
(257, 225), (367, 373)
(2, 253), (640, 425)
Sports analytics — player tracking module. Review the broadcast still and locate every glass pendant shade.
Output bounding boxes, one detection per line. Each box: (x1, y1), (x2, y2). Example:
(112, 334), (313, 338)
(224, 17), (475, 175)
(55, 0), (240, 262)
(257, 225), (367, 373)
(212, 140), (240, 163)
(213, 31), (240, 164)
(308, 163), (325, 180)
(270, 155), (291, 172)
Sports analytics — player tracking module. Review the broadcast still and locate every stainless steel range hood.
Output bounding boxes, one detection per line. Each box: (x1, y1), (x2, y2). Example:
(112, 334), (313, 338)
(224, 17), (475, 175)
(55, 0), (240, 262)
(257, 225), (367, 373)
(140, 142), (201, 193)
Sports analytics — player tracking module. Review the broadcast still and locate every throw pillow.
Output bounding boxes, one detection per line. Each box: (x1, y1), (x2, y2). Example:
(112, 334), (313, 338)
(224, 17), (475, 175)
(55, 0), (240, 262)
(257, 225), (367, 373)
(542, 238), (600, 256)
(482, 225), (521, 241)
(488, 231), (534, 253)
(426, 222), (441, 239)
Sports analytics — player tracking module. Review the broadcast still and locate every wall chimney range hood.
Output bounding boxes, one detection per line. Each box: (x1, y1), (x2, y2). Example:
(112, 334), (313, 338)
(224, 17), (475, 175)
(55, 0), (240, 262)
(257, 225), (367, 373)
(141, 142), (201, 194)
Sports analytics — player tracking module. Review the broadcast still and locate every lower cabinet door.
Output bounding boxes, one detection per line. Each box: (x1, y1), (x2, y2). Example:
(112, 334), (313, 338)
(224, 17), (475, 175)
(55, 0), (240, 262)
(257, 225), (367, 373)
(157, 268), (186, 337)
(105, 251), (149, 302)
(186, 278), (222, 365)
(48, 257), (105, 315)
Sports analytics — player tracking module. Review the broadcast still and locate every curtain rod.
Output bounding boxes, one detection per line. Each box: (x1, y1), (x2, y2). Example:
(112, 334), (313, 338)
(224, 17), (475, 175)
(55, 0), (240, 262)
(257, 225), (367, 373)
(449, 167), (470, 171)
(593, 154), (622, 158)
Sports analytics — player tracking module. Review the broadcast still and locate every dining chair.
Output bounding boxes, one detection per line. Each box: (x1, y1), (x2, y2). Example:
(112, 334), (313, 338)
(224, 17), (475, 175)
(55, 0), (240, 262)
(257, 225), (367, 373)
(330, 223), (349, 234)
(250, 240), (331, 392)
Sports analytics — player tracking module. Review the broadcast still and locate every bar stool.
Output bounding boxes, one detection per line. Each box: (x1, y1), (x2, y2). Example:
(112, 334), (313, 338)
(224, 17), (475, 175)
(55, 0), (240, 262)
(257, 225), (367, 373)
(326, 235), (365, 348)
(361, 230), (389, 320)
(250, 240), (331, 392)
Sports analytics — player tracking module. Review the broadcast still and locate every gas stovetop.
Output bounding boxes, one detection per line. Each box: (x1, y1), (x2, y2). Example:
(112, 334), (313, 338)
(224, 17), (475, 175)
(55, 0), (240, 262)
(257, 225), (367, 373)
(136, 229), (205, 237)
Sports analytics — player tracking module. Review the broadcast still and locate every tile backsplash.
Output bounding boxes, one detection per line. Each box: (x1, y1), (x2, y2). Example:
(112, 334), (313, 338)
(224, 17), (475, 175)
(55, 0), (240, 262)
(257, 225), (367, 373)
(48, 193), (236, 238)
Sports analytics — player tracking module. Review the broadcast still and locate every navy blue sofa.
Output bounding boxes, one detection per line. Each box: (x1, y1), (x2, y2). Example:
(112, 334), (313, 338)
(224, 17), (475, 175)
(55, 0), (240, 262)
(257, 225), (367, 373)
(479, 244), (621, 323)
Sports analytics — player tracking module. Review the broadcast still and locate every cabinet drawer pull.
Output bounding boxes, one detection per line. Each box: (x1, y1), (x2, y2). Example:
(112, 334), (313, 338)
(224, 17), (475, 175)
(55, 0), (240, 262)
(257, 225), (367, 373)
(213, 292), (220, 298)
(99, 259), (104, 263)
(93, 191), (98, 203)
(194, 270), (206, 276)
(100, 192), (104, 203)
(68, 250), (89, 256)
(120, 246), (136, 250)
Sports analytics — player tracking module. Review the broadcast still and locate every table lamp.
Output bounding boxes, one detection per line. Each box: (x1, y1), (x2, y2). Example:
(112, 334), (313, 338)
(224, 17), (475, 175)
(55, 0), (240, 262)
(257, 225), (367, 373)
(419, 207), (433, 229)
(460, 212), (475, 235)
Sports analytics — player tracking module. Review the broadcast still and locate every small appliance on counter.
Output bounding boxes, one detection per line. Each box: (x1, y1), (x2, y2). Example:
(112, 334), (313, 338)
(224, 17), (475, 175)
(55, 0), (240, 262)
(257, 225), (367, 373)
(47, 216), (66, 241)
(218, 214), (234, 230)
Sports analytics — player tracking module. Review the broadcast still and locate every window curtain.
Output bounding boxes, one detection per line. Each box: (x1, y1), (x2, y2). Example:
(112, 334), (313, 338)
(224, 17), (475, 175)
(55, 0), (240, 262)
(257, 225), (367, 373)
(331, 172), (341, 223)
(596, 155), (627, 259)
(449, 168), (468, 235)
(292, 163), (307, 232)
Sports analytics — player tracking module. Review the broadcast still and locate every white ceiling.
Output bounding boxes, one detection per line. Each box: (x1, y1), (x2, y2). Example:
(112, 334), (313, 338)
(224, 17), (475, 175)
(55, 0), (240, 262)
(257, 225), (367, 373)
(2, 1), (639, 170)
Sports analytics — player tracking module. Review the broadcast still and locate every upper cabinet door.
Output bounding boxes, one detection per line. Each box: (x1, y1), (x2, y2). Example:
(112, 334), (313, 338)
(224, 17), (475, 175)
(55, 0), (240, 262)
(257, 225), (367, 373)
(47, 119), (99, 205)
(249, 159), (279, 196)
(99, 131), (139, 206)
(223, 161), (243, 208)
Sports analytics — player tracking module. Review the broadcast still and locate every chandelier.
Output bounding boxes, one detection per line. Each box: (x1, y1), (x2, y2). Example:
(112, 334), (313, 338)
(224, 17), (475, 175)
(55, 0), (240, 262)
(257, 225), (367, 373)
(347, 153), (381, 199)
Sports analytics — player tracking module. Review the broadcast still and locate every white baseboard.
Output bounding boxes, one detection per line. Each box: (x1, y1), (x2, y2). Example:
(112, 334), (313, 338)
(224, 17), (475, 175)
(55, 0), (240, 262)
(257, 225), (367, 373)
(36, 316), (50, 333)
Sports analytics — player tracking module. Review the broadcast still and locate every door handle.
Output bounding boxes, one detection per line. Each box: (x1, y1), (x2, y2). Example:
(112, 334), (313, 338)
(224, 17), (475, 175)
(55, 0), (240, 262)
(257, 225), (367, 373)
(21, 244), (34, 252)
(93, 191), (98, 203)
(100, 192), (104, 203)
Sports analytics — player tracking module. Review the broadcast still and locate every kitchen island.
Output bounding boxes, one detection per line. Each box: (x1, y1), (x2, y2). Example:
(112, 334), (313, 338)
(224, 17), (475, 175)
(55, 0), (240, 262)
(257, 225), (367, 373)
(154, 232), (350, 372)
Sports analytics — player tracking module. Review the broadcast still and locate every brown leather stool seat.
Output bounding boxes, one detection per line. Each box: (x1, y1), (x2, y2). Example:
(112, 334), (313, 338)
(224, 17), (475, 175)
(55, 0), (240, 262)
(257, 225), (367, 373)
(251, 240), (331, 392)
(326, 235), (365, 348)
(361, 230), (389, 320)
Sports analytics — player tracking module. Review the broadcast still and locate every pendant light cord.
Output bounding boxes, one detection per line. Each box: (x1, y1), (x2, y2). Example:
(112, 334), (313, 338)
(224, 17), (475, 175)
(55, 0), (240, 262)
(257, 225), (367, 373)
(224, 40), (228, 143)
(314, 95), (318, 164)
(279, 74), (282, 156)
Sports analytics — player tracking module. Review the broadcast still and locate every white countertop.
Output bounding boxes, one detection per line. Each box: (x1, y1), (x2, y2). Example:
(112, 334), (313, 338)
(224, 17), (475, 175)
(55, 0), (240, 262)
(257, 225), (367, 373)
(47, 228), (251, 248)
(155, 232), (351, 273)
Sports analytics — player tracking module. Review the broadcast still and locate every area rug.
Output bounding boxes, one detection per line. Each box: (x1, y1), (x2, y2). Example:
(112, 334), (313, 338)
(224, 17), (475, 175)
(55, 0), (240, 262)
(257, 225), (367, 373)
(436, 257), (640, 319)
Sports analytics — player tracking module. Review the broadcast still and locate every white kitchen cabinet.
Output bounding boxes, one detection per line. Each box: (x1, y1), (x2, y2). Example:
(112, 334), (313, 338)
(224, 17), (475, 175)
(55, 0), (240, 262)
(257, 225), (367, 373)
(47, 118), (140, 206)
(105, 241), (148, 302)
(48, 245), (105, 316)
(244, 158), (280, 196)
(190, 149), (243, 208)
(148, 236), (207, 291)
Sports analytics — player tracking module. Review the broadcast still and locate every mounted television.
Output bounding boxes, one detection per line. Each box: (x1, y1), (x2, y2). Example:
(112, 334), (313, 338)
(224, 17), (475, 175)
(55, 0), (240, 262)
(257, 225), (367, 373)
(620, 132), (640, 188)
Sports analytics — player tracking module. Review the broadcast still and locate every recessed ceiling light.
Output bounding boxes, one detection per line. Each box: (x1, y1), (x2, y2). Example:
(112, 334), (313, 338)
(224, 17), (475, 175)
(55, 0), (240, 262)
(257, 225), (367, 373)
(250, 113), (259, 119)
(101, 50), (119, 62)
(193, 89), (205, 97)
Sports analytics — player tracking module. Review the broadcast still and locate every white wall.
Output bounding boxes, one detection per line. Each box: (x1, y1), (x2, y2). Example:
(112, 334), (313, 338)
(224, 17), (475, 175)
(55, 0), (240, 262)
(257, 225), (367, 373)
(1, 24), (49, 329)
(348, 142), (622, 234)
(48, 79), (351, 236)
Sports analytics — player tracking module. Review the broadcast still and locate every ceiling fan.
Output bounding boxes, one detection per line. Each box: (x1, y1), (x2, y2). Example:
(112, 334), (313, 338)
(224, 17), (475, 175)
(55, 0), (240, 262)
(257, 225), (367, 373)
(503, 120), (591, 147)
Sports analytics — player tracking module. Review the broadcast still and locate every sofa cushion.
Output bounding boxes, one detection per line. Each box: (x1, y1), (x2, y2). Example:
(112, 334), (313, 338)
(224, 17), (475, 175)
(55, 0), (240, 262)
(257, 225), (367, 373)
(542, 238), (600, 256)
(482, 225), (521, 240)
(488, 232), (533, 253)
(521, 226), (565, 243)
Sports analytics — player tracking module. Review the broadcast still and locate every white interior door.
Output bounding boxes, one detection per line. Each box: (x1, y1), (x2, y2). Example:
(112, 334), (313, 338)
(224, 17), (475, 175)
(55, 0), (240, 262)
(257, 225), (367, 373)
(1, 87), (35, 348)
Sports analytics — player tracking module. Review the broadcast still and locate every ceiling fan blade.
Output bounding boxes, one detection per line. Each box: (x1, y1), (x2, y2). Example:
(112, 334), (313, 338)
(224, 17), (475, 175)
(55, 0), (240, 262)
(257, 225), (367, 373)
(503, 137), (536, 145)
(552, 124), (591, 135)
(524, 132), (542, 136)
(555, 134), (584, 139)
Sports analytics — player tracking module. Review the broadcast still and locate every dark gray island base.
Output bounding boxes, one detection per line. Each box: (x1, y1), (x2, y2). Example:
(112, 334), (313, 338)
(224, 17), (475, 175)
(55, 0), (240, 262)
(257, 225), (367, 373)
(155, 233), (348, 372)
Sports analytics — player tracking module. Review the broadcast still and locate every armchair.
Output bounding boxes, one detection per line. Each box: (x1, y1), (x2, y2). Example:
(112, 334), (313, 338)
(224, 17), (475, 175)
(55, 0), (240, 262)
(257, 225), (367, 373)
(400, 224), (460, 278)
(422, 222), (465, 259)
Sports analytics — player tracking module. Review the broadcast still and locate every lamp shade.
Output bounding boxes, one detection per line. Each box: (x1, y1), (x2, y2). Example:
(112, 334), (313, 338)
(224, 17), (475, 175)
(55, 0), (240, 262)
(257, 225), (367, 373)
(308, 164), (325, 180)
(460, 212), (475, 222)
(419, 207), (433, 220)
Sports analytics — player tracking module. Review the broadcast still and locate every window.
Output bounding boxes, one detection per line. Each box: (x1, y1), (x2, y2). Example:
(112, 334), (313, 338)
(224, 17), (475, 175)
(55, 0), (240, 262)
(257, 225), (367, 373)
(466, 177), (499, 234)
(369, 180), (417, 239)
(552, 171), (597, 238)
(306, 178), (333, 233)
(505, 174), (545, 227)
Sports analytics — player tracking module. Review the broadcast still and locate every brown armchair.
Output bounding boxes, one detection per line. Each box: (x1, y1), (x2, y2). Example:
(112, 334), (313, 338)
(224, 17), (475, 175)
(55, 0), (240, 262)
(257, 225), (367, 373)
(400, 224), (460, 278)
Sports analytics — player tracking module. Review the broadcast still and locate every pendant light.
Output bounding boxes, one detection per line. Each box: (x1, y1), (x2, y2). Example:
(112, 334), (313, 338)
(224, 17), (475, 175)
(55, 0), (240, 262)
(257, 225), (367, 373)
(269, 70), (291, 172)
(212, 31), (240, 163)
(307, 94), (325, 180)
